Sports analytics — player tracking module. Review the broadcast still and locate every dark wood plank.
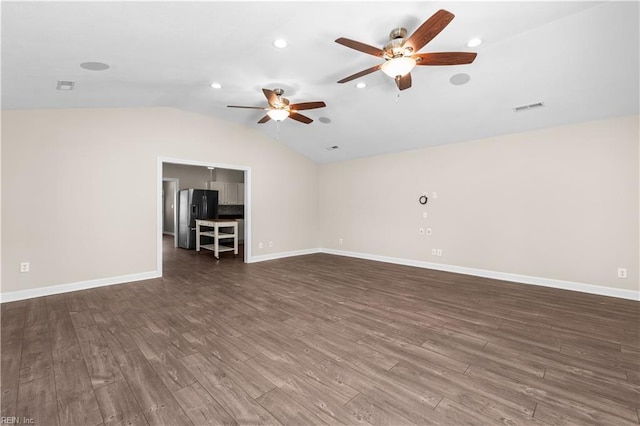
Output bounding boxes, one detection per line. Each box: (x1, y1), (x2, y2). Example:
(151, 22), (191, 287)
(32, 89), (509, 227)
(115, 350), (192, 426)
(16, 374), (59, 426)
(297, 331), (398, 371)
(173, 382), (237, 426)
(146, 351), (196, 393)
(70, 310), (97, 329)
(94, 380), (149, 426)
(52, 344), (103, 426)
(543, 367), (640, 408)
(19, 323), (53, 384)
(75, 325), (124, 389)
(3, 241), (639, 425)
(389, 361), (541, 425)
(92, 310), (138, 357)
(345, 392), (416, 426)
(245, 354), (365, 425)
(1, 306), (25, 418)
(256, 387), (326, 426)
(24, 297), (48, 328)
(179, 352), (280, 425)
(465, 364), (639, 423)
(49, 315), (79, 352)
(434, 398), (503, 426)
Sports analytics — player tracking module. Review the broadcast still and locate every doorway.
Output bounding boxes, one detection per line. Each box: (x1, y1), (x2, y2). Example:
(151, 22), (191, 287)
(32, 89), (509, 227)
(156, 157), (251, 276)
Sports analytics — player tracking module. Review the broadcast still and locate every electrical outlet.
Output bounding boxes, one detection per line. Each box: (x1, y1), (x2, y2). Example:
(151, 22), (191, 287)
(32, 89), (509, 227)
(338, 238), (343, 245)
(419, 228), (425, 235)
(617, 268), (628, 279)
(426, 228), (432, 235)
(20, 262), (30, 273)
(258, 242), (263, 249)
(269, 241), (274, 248)
(436, 249), (443, 256)
(431, 249), (437, 255)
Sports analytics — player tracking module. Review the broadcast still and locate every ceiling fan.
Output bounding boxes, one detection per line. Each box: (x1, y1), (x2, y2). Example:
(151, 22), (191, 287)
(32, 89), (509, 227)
(335, 9), (477, 90)
(227, 88), (326, 124)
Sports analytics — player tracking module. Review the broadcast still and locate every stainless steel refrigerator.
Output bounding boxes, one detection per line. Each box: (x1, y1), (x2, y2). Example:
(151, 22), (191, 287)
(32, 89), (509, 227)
(178, 189), (219, 249)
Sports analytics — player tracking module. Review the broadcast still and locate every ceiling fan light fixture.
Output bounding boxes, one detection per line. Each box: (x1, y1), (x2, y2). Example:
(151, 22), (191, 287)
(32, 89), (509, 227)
(267, 109), (290, 121)
(380, 56), (416, 78)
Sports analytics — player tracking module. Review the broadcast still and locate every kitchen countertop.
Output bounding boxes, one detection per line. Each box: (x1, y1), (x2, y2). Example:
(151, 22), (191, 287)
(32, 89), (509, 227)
(218, 215), (244, 220)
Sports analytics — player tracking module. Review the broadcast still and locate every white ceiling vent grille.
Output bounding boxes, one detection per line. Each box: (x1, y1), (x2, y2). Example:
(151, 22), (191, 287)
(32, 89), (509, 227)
(513, 101), (544, 112)
(56, 80), (75, 91)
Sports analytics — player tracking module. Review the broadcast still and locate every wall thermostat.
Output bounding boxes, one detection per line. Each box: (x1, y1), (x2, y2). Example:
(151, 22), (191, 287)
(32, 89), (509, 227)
(419, 195), (428, 205)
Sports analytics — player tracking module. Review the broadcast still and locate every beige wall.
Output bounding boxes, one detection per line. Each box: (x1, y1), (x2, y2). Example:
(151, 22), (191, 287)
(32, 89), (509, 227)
(2, 108), (637, 299)
(319, 115), (639, 293)
(1, 107), (319, 295)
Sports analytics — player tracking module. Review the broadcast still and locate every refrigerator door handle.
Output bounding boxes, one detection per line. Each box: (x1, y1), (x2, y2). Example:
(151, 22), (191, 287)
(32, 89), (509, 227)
(202, 195), (208, 218)
(191, 203), (199, 217)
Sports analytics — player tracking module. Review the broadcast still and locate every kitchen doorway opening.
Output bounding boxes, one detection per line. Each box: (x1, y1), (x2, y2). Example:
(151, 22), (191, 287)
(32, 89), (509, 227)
(157, 157), (251, 276)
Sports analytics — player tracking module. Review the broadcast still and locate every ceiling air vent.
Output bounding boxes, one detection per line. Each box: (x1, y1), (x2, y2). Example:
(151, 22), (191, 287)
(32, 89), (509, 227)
(56, 80), (75, 91)
(513, 101), (544, 112)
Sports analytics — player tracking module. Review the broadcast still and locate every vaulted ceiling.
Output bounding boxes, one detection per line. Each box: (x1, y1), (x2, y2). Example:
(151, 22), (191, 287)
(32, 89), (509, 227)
(2, 1), (638, 163)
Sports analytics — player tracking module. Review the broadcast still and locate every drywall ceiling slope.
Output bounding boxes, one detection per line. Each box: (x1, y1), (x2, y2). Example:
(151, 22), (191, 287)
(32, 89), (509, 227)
(2, 1), (638, 163)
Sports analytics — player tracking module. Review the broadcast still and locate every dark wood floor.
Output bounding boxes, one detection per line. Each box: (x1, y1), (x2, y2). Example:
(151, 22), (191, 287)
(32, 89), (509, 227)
(2, 236), (639, 425)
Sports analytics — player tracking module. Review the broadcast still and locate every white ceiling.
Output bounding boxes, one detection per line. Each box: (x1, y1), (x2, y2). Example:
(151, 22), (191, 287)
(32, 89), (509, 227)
(2, 1), (638, 163)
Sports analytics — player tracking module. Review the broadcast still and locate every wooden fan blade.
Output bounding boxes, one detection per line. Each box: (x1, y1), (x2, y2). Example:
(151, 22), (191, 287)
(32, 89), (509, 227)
(335, 37), (384, 57)
(337, 64), (382, 84)
(262, 88), (278, 106)
(227, 105), (268, 110)
(289, 101), (326, 111)
(288, 112), (313, 124)
(414, 52), (477, 66)
(404, 9), (454, 53)
(257, 115), (271, 124)
(396, 73), (412, 91)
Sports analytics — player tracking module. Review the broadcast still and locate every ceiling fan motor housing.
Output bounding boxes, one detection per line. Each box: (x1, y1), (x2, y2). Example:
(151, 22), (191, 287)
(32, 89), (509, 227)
(272, 88), (290, 109)
(384, 27), (412, 59)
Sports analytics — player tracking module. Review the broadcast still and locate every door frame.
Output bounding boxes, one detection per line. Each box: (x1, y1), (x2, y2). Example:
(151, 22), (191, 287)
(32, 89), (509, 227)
(157, 157), (251, 276)
(162, 177), (179, 246)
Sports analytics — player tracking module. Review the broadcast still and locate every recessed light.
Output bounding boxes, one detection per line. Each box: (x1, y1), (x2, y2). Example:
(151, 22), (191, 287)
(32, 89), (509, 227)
(273, 39), (287, 48)
(210, 82), (222, 89)
(80, 62), (110, 71)
(326, 145), (340, 151)
(56, 80), (75, 91)
(466, 38), (482, 48)
(319, 117), (331, 124)
(207, 167), (216, 170)
(355, 82), (367, 89)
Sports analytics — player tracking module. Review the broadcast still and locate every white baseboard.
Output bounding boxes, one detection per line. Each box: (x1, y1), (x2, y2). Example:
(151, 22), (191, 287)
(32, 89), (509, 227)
(319, 248), (640, 301)
(3, 249), (636, 303)
(248, 248), (320, 264)
(0, 271), (161, 303)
